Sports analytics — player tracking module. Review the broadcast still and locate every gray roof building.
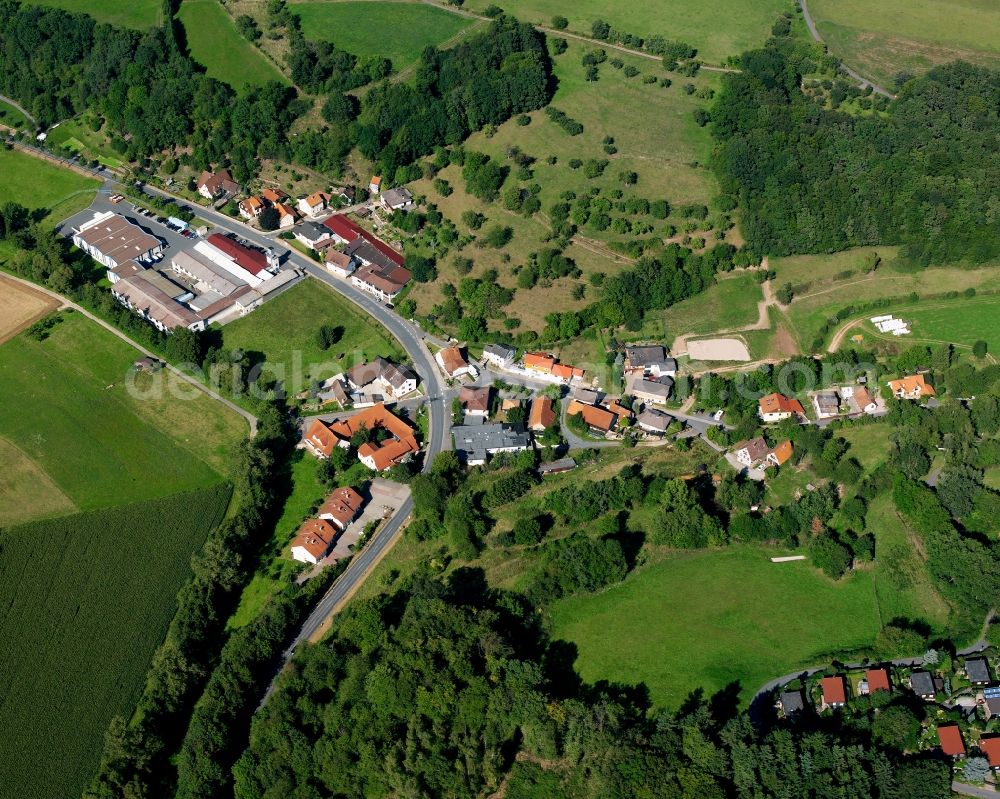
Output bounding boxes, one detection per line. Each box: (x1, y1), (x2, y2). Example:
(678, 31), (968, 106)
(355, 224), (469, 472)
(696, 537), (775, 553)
(625, 345), (667, 369)
(538, 458), (577, 476)
(779, 689), (805, 715)
(452, 422), (531, 465)
(909, 670), (938, 698)
(632, 377), (673, 403)
(966, 658), (991, 685)
(637, 408), (672, 434)
(985, 686), (1000, 717)
(482, 343), (516, 365)
(572, 388), (601, 405)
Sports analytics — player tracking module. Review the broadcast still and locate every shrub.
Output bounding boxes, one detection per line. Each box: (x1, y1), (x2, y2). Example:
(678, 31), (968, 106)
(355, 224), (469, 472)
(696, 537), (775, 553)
(551, 15), (568, 30)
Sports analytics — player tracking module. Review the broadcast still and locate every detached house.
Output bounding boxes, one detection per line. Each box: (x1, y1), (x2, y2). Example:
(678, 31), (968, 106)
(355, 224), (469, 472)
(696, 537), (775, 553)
(861, 668), (891, 694)
(765, 440), (793, 468)
(436, 346), (476, 379)
(937, 724), (965, 758)
(298, 191), (330, 217)
(324, 249), (356, 278)
(965, 657), (991, 685)
(888, 374), (935, 400)
(528, 396), (557, 431)
(820, 675), (847, 709)
(294, 221), (333, 251)
(758, 392), (805, 422)
(460, 385), (491, 417)
(380, 187), (414, 211)
(239, 195), (265, 220)
(482, 343), (516, 370)
(624, 345), (677, 378)
(909, 670), (939, 700)
(979, 737), (1000, 770)
(733, 437), (770, 468)
(631, 377), (673, 406)
(196, 168), (240, 200)
(637, 408), (672, 435)
(291, 518), (338, 564)
(272, 202), (298, 229)
(567, 400), (617, 434)
(261, 188), (289, 205)
(345, 357), (418, 399)
(986, 687), (1000, 718)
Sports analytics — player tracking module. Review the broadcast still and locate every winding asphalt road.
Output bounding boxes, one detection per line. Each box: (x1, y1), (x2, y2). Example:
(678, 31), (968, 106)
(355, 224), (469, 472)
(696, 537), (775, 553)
(0, 93), (37, 127)
(798, 0), (895, 99)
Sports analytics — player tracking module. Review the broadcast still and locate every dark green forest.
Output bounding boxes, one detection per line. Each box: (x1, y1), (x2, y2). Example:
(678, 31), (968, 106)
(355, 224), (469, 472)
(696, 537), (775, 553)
(235, 574), (951, 799)
(711, 38), (1000, 265)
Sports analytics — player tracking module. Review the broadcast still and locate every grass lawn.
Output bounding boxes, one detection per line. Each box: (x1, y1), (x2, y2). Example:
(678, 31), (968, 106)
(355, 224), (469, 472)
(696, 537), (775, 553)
(460, 0), (786, 65)
(221, 278), (406, 395)
(837, 423), (891, 471)
(0, 99), (31, 129)
(47, 118), (127, 171)
(809, 0), (1000, 87)
(638, 272), (763, 344)
(0, 311), (246, 522)
(23, 0), (161, 28)
(293, 1), (477, 70)
(179, 0), (288, 91)
(0, 485), (231, 799)
(548, 546), (881, 707)
(0, 147), (99, 220)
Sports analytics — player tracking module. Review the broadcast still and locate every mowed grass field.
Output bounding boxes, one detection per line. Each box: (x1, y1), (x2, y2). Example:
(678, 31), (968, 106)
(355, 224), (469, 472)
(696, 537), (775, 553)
(809, 0), (1000, 87)
(221, 278), (406, 394)
(548, 546), (881, 707)
(293, 1), (478, 70)
(0, 485), (231, 799)
(0, 311), (246, 523)
(461, 0), (786, 65)
(0, 99), (32, 129)
(23, 0), (161, 28)
(0, 147), (99, 220)
(179, 0), (288, 91)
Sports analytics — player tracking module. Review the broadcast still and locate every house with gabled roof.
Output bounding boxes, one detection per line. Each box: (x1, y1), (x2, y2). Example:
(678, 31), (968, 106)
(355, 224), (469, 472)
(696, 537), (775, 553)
(566, 400), (617, 433)
(778, 689), (805, 716)
(758, 392), (805, 422)
(733, 437), (770, 468)
(820, 675), (847, 709)
(864, 667), (891, 694)
(317, 486), (365, 531)
(765, 440), (793, 468)
(965, 657), (991, 685)
(482, 343), (516, 370)
(272, 202), (298, 229)
(888, 374), (935, 400)
(979, 736), (1000, 770)
(261, 187), (289, 205)
(239, 195), (265, 219)
(297, 191), (330, 217)
(909, 670), (939, 700)
(529, 396), (556, 431)
(291, 518), (338, 564)
(436, 346), (476, 379)
(380, 187), (413, 211)
(197, 168), (240, 200)
(460, 385), (491, 417)
(985, 686), (1000, 718)
(937, 724), (965, 758)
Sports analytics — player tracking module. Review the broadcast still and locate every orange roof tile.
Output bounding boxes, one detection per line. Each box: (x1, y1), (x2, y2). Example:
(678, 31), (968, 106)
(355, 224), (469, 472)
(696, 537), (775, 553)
(291, 518), (337, 560)
(261, 188), (288, 204)
(821, 675), (847, 705)
(567, 400), (616, 432)
(529, 396), (556, 430)
(524, 352), (556, 372)
(888, 374), (935, 397)
(303, 419), (341, 457)
(437, 346), (469, 376)
(937, 724), (965, 756)
(980, 736), (1000, 768)
(759, 393), (805, 416)
(319, 486), (364, 528)
(865, 668), (891, 692)
(768, 440), (793, 466)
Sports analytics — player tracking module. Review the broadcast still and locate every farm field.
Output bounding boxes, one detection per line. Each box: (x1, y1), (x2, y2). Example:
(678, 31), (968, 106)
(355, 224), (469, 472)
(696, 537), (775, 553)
(0, 311), (245, 522)
(548, 546), (881, 707)
(808, 0), (1000, 88)
(0, 147), (99, 219)
(0, 485), (231, 799)
(221, 278), (406, 395)
(179, 0), (288, 91)
(23, 0), (162, 28)
(0, 275), (59, 344)
(293, 1), (478, 70)
(892, 295), (1000, 355)
(459, 0), (786, 65)
(404, 38), (724, 332)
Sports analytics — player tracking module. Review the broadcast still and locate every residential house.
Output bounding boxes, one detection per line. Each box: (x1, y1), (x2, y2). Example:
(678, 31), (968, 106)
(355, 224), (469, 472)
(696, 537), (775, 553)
(352, 261), (411, 302)
(330, 185), (355, 204)
(937, 724), (965, 758)
(345, 357), (418, 399)
(637, 408), (672, 435)
(566, 400), (617, 434)
(261, 188), (289, 205)
(196, 168), (240, 200)
(631, 377), (673, 406)
(380, 187), (414, 211)
(317, 486), (365, 531)
(979, 736), (1000, 770)
(603, 399), (632, 422)
(524, 351), (557, 374)
(239, 195), (265, 220)
(436, 346), (476, 379)
(573, 388), (601, 405)
(324, 249), (356, 278)
(290, 518), (338, 564)
(529, 396), (557, 431)
(888, 374), (935, 400)
(73, 211), (163, 272)
(909, 670), (939, 700)
(452, 422), (532, 466)
(820, 675), (847, 709)
(482, 343), (516, 370)
(297, 191), (329, 218)
(812, 391), (840, 419)
(538, 458), (576, 476)
(369, 176), (382, 194)
(965, 657), (991, 685)
(273, 202), (298, 229)
(765, 440), (793, 468)
(460, 385), (491, 417)
(758, 392), (805, 422)
(863, 668), (891, 694)
(624, 345), (677, 378)
(319, 377), (350, 407)
(552, 363), (586, 382)
(985, 686), (1000, 718)
(301, 403), (418, 471)
(854, 387), (878, 414)
(733, 437), (770, 469)
(294, 221), (333, 251)
(778, 689), (805, 716)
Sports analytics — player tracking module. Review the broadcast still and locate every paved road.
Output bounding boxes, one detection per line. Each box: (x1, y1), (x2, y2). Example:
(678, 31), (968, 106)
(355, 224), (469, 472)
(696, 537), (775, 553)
(798, 0), (895, 99)
(0, 93), (37, 127)
(954, 781), (1000, 798)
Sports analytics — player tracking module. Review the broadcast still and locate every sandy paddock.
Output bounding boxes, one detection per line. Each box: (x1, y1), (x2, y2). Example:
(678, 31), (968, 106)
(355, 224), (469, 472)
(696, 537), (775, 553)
(686, 337), (752, 361)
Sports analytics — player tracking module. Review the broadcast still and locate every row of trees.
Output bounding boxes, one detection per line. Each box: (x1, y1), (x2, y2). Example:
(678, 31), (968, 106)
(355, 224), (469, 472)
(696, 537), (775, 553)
(711, 36), (1000, 264)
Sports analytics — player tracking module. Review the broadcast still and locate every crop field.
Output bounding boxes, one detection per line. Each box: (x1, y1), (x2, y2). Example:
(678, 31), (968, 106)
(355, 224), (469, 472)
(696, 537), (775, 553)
(179, 0), (288, 91)
(809, 0), (1000, 87)
(404, 39), (725, 332)
(0, 311), (245, 522)
(0, 276), (59, 344)
(221, 279), (405, 395)
(460, 0), (786, 65)
(293, 1), (479, 70)
(0, 147), (99, 219)
(23, 0), (162, 28)
(0, 484), (231, 799)
(548, 546), (881, 707)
